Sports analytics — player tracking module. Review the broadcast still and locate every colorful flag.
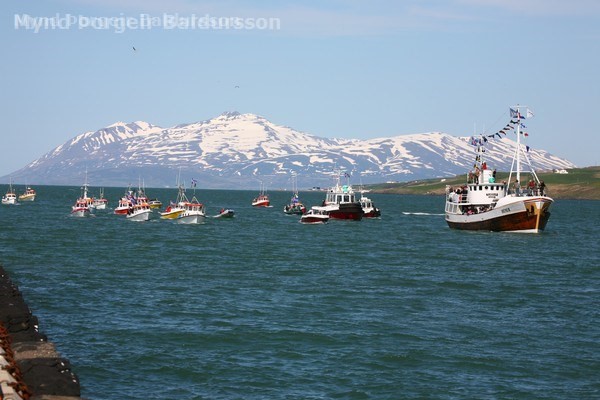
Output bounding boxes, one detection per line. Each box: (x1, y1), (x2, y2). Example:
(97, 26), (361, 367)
(191, 179), (197, 188)
(526, 108), (534, 118)
(510, 108), (518, 118)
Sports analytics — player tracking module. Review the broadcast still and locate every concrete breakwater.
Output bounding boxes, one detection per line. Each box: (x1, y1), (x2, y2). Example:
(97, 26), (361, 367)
(0, 265), (82, 400)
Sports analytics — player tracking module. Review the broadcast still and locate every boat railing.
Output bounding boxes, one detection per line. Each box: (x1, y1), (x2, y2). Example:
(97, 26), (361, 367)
(506, 187), (547, 197)
(446, 190), (468, 204)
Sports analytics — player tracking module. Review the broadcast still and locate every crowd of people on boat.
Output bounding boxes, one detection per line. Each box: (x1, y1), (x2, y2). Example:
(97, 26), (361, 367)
(448, 176), (547, 203)
(447, 186), (468, 203)
(510, 179), (546, 196)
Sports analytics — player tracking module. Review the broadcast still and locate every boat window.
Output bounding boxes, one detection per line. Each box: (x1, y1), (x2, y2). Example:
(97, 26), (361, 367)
(343, 195), (350, 202)
(485, 186), (488, 190)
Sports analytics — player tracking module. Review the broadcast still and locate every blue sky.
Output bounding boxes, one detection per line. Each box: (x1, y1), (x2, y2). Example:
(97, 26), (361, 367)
(2, 0), (599, 178)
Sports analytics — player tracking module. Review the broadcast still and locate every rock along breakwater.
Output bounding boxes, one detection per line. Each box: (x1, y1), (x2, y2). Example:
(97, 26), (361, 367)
(0, 265), (82, 400)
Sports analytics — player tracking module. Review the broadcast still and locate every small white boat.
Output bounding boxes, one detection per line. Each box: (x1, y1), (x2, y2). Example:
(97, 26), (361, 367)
(91, 188), (108, 210)
(360, 192), (381, 218)
(213, 208), (235, 218)
(176, 197), (206, 224)
(2, 182), (18, 205)
(126, 203), (152, 221)
(300, 208), (329, 224)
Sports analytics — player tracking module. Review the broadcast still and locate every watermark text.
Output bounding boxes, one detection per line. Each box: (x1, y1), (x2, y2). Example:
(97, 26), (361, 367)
(14, 13), (281, 33)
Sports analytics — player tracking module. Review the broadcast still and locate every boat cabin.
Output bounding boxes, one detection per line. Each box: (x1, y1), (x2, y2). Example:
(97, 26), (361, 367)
(325, 185), (356, 205)
(445, 169), (507, 214)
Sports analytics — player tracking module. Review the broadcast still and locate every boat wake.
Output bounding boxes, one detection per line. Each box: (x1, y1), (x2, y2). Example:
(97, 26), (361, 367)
(402, 212), (444, 216)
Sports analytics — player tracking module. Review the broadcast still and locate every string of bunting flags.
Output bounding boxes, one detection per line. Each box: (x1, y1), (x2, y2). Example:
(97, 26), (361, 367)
(470, 107), (535, 155)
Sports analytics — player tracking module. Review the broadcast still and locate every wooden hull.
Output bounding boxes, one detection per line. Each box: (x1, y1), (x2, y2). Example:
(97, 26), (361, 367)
(446, 197), (552, 233)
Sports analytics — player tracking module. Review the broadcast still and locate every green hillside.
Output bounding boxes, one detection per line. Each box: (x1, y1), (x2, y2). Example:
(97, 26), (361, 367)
(368, 167), (600, 200)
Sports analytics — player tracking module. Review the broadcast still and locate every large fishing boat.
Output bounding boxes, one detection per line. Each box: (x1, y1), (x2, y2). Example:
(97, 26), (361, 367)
(444, 105), (553, 233)
(311, 172), (363, 220)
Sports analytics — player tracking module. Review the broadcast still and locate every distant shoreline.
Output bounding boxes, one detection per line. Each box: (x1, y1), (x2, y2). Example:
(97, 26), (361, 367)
(366, 166), (600, 201)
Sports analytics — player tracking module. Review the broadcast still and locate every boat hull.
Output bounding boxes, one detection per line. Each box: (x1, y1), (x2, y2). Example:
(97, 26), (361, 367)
(176, 212), (206, 224)
(252, 200), (270, 207)
(114, 207), (130, 215)
(446, 197), (552, 233)
(363, 209), (381, 218)
(300, 216), (329, 224)
(92, 201), (107, 210)
(71, 208), (90, 217)
(18, 195), (35, 202)
(126, 210), (152, 221)
(283, 205), (306, 215)
(160, 209), (184, 219)
(214, 209), (235, 218)
(328, 203), (364, 221)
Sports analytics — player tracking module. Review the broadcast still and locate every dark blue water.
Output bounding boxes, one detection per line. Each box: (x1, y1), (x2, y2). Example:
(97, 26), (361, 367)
(1, 186), (598, 399)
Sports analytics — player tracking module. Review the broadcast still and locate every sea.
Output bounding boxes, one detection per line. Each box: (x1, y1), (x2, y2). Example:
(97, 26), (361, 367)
(0, 186), (598, 400)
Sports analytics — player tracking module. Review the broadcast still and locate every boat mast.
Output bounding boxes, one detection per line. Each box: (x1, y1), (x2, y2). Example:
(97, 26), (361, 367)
(515, 106), (522, 184)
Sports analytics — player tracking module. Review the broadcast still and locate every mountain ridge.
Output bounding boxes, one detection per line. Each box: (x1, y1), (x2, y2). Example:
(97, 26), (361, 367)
(2, 112), (576, 189)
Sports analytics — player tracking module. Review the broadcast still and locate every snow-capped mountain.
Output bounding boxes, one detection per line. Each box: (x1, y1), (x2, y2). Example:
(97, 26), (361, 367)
(4, 111), (576, 189)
